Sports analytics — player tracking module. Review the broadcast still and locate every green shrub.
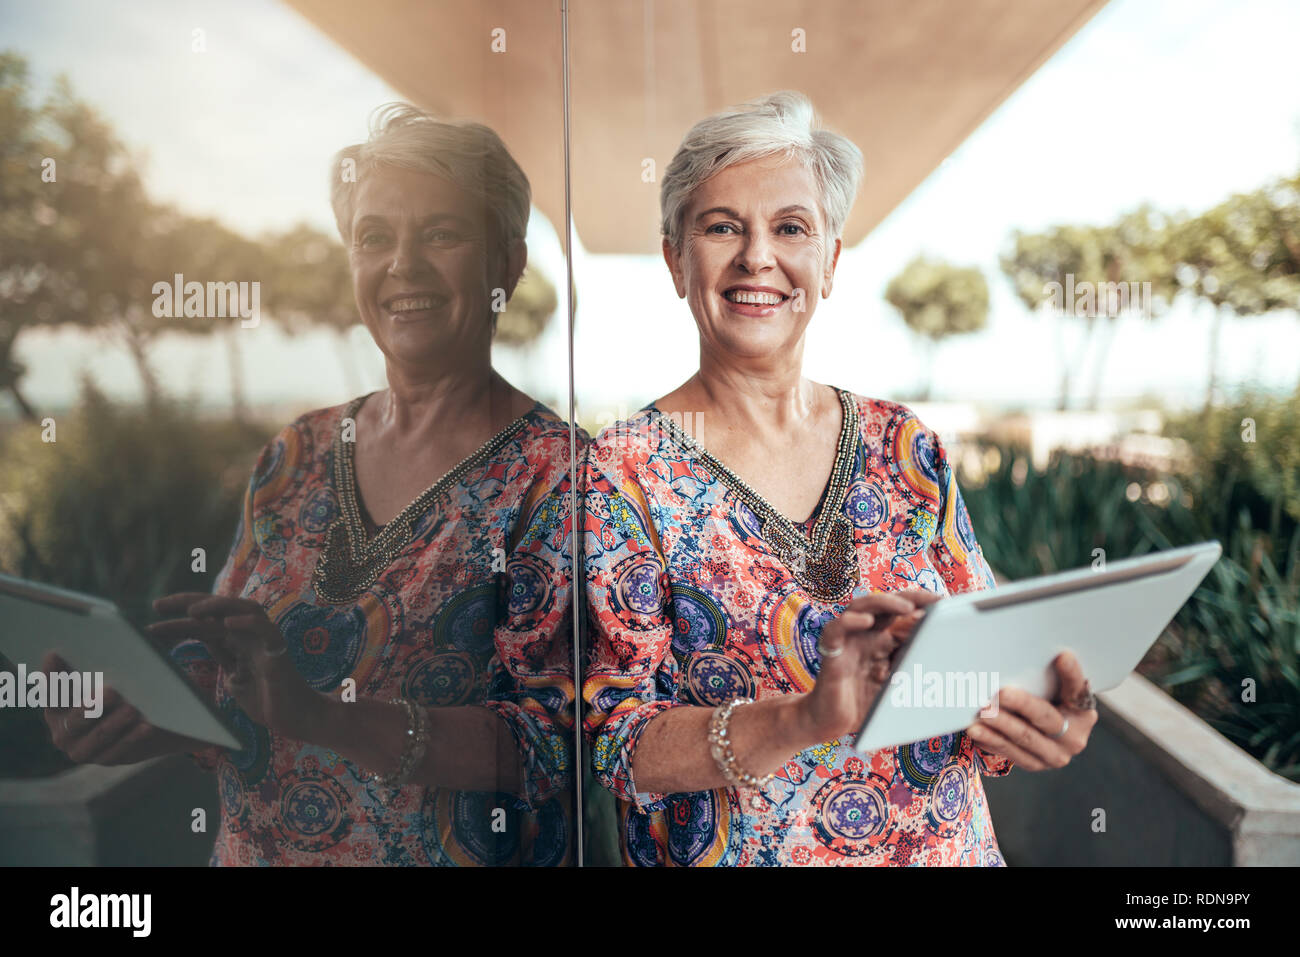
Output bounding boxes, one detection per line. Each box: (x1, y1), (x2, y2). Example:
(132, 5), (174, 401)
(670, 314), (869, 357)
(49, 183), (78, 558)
(963, 438), (1300, 781)
(1150, 518), (1300, 778)
(962, 444), (1175, 580)
(1164, 385), (1300, 551)
(0, 383), (270, 777)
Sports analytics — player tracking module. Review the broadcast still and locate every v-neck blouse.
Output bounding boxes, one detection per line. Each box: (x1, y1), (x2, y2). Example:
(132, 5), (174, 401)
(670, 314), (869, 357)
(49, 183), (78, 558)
(645, 388), (855, 538)
(337, 391), (543, 542)
(581, 390), (1013, 867)
(169, 395), (579, 866)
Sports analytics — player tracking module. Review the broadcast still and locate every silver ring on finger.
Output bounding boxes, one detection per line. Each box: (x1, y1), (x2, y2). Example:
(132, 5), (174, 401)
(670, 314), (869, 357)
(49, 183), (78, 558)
(1049, 717), (1069, 740)
(816, 638), (844, 659)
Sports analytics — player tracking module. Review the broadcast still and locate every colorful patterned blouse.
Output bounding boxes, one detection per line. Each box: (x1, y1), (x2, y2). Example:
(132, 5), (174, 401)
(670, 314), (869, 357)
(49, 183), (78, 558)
(581, 389), (1014, 867)
(170, 393), (577, 866)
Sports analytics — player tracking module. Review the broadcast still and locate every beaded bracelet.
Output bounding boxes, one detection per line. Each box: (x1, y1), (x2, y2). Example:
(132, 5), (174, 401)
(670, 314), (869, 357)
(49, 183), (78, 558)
(707, 697), (775, 791)
(372, 697), (429, 804)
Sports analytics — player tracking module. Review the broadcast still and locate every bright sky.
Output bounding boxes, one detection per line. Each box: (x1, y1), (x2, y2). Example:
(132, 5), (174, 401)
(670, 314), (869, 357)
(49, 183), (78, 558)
(3, 0), (1298, 419)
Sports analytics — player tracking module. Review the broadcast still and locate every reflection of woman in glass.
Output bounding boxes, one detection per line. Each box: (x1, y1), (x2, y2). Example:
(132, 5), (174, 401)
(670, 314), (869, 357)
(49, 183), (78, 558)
(46, 105), (576, 866)
(582, 91), (1098, 866)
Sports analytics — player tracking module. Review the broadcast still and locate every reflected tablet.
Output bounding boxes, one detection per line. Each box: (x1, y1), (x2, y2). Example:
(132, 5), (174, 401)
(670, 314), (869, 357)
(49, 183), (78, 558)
(0, 573), (240, 749)
(852, 541), (1222, 754)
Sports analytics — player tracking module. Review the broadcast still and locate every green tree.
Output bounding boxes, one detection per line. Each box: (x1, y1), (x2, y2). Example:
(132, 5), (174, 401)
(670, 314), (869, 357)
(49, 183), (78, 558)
(1001, 207), (1173, 411)
(884, 256), (988, 401)
(259, 223), (364, 393)
(144, 211), (265, 419)
(0, 53), (45, 418)
(1003, 225), (1093, 410)
(1, 50), (564, 422)
(1166, 178), (1300, 410)
(1094, 206), (1178, 407)
(0, 55), (122, 419)
(0, 53), (252, 415)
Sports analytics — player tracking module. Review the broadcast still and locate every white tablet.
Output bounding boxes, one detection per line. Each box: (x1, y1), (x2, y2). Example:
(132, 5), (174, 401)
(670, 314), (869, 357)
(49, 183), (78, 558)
(852, 541), (1222, 753)
(0, 573), (241, 749)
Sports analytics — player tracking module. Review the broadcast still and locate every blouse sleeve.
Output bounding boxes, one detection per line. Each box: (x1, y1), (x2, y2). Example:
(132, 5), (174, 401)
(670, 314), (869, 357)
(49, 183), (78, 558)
(483, 464), (578, 811)
(580, 449), (686, 814)
(925, 426), (1014, 777)
(166, 433), (276, 771)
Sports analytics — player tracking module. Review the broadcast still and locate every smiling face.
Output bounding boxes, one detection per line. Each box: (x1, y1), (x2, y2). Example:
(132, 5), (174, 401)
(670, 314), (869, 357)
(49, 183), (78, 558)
(663, 155), (841, 363)
(347, 164), (522, 373)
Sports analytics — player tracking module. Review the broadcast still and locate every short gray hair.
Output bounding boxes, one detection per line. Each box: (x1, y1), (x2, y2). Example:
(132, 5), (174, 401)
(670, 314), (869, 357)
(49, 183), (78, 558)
(660, 91), (863, 251)
(329, 102), (531, 256)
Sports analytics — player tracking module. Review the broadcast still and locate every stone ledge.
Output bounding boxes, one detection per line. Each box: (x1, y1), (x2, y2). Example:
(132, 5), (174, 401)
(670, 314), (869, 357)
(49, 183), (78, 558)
(0, 754), (219, 866)
(1098, 672), (1300, 866)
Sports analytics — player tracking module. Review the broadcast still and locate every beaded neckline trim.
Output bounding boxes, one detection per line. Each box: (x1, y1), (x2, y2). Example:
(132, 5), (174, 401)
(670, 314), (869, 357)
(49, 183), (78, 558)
(312, 393), (537, 604)
(647, 388), (860, 601)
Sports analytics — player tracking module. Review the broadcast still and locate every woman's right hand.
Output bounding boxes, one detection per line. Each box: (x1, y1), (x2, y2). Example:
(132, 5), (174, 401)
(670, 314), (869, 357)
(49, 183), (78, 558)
(798, 588), (941, 742)
(41, 652), (189, 766)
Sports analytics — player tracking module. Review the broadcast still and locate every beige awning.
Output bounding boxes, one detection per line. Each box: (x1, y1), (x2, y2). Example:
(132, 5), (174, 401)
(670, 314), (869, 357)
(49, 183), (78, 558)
(284, 0), (1108, 253)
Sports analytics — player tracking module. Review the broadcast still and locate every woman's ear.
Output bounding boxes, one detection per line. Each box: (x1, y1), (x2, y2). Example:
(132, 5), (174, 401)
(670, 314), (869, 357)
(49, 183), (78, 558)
(662, 236), (687, 299)
(822, 237), (842, 299)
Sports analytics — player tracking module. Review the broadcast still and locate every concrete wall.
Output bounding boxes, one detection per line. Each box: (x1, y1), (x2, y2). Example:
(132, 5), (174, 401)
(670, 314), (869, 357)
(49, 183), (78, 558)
(985, 673), (1300, 866)
(0, 755), (219, 866)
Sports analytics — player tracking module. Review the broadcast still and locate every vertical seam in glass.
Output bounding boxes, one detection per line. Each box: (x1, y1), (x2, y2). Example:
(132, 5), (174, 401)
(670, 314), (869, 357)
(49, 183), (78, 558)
(561, 0), (584, 868)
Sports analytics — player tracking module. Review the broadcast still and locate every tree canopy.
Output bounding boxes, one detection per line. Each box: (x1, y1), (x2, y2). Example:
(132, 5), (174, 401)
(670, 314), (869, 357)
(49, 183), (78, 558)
(0, 51), (561, 420)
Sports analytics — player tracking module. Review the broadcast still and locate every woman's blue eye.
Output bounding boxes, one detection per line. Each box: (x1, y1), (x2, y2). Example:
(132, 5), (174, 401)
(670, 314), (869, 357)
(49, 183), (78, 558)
(707, 223), (736, 235)
(779, 223), (806, 235)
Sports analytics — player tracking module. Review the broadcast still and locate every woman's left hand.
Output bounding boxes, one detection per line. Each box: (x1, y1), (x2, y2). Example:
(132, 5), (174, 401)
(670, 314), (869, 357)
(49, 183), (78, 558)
(964, 651), (1097, 772)
(149, 593), (326, 741)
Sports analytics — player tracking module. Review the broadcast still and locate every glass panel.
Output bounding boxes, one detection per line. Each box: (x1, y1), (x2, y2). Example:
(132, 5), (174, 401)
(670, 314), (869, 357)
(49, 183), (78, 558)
(0, 0), (575, 867)
(567, 0), (1186, 869)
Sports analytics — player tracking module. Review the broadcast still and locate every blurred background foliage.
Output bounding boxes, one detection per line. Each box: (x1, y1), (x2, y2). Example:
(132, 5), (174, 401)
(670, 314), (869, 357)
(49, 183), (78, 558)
(0, 382), (268, 625)
(884, 256), (988, 402)
(0, 50), (558, 426)
(963, 385), (1300, 781)
(0, 382), (271, 776)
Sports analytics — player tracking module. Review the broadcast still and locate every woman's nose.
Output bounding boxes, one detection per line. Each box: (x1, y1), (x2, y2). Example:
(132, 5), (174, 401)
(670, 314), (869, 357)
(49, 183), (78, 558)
(734, 232), (776, 273)
(388, 238), (431, 278)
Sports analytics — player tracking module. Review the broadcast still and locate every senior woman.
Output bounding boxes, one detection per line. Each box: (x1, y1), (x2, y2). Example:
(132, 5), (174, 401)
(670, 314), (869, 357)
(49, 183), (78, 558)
(582, 91), (1099, 867)
(43, 104), (577, 866)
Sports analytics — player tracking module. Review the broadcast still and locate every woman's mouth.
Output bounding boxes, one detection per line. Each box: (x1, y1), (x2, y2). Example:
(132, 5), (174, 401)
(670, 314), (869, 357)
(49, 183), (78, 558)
(384, 294), (447, 318)
(725, 290), (784, 305)
(722, 287), (789, 314)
